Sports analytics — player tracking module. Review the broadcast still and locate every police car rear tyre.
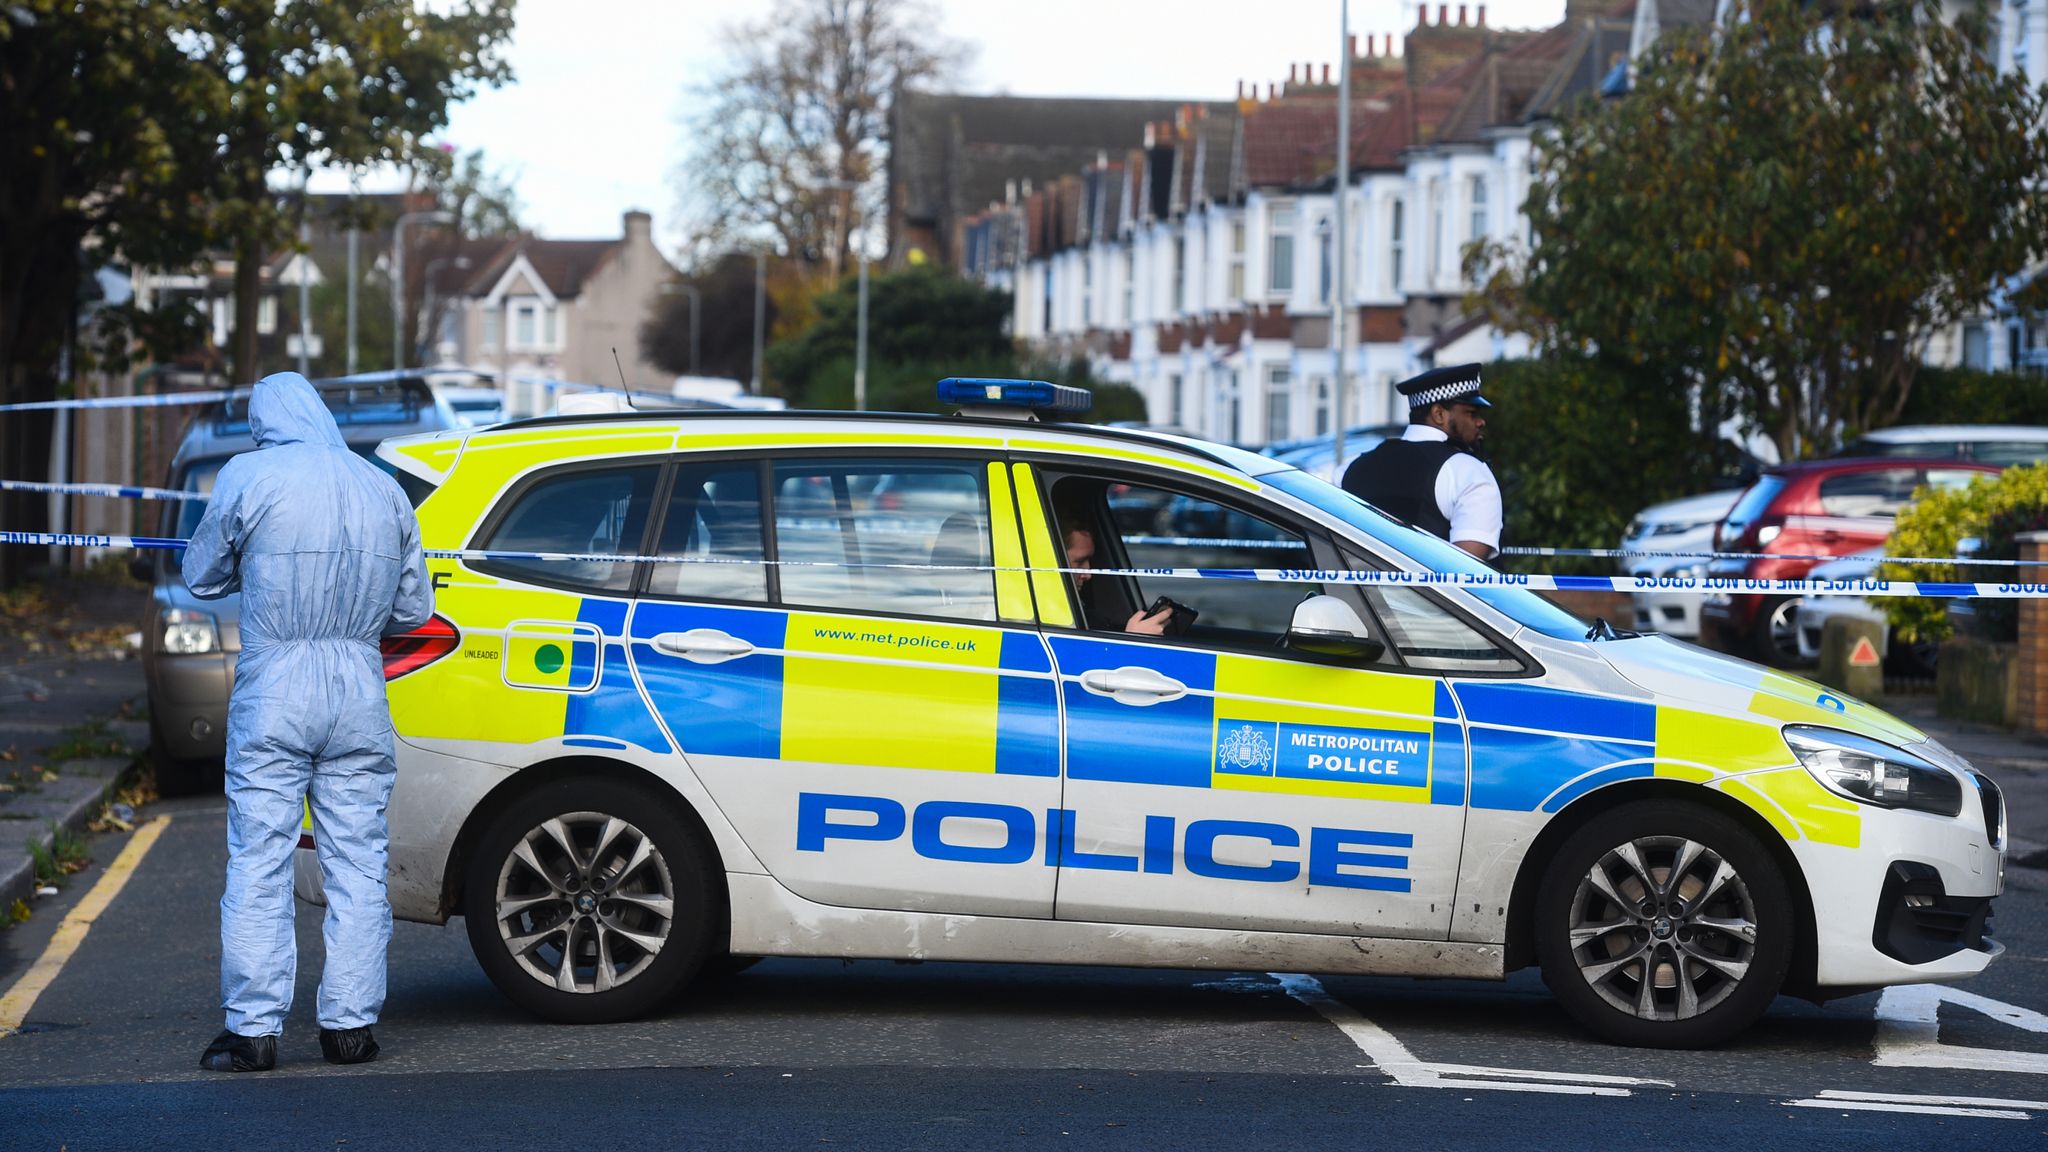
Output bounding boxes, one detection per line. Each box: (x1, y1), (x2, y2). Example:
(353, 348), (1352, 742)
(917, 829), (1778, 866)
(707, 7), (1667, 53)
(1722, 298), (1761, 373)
(1534, 801), (1793, 1049)
(463, 779), (716, 1024)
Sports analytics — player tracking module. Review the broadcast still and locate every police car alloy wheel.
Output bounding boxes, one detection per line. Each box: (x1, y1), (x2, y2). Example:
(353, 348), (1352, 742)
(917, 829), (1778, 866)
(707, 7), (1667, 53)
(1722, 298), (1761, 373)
(463, 779), (717, 1023)
(1534, 801), (1794, 1049)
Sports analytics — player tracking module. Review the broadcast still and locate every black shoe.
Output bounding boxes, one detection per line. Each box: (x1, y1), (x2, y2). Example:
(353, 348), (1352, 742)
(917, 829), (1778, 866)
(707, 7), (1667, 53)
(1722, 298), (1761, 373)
(199, 1030), (276, 1072)
(319, 1026), (379, 1065)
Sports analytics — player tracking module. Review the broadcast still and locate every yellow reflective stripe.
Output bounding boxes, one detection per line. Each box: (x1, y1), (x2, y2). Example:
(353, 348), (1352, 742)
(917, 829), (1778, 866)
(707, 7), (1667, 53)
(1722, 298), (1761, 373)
(1007, 438), (1258, 490)
(1744, 766), (1861, 848)
(782, 612), (1001, 772)
(394, 436), (462, 479)
(679, 430), (1006, 449)
(302, 800), (313, 833)
(1654, 708), (1789, 774)
(986, 462), (1034, 623)
(1010, 462), (1073, 627)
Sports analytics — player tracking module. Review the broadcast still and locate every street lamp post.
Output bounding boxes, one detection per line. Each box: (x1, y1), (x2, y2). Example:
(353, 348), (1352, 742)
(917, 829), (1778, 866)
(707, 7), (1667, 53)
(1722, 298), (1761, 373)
(750, 252), (766, 396)
(680, 283), (701, 376)
(391, 209), (455, 371)
(1332, 0), (1352, 475)
(855, 241), (868, 412)
(821, 178), (870, 410)
(421, 255), (472, 366)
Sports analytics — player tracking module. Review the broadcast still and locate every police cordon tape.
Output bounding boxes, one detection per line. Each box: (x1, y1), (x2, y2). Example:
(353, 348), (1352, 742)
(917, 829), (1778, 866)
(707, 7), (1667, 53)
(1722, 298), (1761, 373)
(0, 389), (247, 413)
(0, 478), (197, 502)
(8, 528), (2048, 599)
(1129, 533), (2048, 570)
(0, 380), (671, 415)
(7, 483), (2039, 573)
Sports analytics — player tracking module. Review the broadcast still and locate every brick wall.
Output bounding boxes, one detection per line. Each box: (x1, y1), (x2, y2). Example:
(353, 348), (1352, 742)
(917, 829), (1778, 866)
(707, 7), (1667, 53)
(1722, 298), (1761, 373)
(2018, 532), (2048, 734)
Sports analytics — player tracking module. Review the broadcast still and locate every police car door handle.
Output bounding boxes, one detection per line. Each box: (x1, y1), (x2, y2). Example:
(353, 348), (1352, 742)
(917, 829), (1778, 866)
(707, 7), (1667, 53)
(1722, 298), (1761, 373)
(1078, 666), (1188, 706)
(650, 629), (755, 664)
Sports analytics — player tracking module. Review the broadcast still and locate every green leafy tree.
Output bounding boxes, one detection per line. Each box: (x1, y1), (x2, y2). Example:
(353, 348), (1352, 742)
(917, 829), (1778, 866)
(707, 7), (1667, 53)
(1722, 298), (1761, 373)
(761, 265), (1128, 417)
(0, 2), (220, 577)
(766, 265), (1013, 408)
(1471, 0), (2048, 462)
(178, 0), (516, 387)
(1481, 357), (1749, 569)
(1881, 464), (2048, 642)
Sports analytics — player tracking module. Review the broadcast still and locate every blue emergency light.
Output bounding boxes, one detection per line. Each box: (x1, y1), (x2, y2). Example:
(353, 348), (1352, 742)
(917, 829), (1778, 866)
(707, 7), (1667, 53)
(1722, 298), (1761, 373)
(937, 377), (1093, 415)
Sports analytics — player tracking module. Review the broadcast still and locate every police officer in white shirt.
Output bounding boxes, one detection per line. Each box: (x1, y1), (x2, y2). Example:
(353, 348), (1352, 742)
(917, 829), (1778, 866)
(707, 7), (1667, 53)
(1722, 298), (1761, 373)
(1339, 363), (1501, 561)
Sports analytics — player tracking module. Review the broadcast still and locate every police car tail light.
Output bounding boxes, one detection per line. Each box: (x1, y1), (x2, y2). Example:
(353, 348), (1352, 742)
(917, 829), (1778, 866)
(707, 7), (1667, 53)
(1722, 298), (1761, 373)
(1785, 726), (1963, 817)
(382, 614), (460, 680)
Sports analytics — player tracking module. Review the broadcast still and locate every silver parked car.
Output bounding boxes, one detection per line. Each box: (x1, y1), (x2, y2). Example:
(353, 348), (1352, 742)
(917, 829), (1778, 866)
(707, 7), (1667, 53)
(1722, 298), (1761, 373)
(135, 373), (452, 791)
(1620, 489), (1740, 640)
(1838, 423), (2048, 466)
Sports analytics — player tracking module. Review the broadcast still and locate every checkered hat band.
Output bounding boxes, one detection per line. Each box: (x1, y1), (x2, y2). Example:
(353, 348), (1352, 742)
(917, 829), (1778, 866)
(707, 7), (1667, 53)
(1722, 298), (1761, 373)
(1407, 380), (1480, 407)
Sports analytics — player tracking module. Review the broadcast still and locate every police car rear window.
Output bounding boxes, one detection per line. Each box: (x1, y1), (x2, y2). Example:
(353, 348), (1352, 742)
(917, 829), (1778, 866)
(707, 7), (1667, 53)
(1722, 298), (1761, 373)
(476, 465), (659, 593)
(649, 463), (768, 603)
(772, 459), (995, 622)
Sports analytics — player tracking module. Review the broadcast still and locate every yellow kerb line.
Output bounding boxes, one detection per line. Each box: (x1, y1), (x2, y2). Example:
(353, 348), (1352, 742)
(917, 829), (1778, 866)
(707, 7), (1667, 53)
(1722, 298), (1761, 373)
(0, 815), (171, 1037)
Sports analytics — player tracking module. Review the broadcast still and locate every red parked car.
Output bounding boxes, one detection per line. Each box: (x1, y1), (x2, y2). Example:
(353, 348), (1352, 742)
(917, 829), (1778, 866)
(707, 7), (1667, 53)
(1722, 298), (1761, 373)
(1699, 457), (1999, 663)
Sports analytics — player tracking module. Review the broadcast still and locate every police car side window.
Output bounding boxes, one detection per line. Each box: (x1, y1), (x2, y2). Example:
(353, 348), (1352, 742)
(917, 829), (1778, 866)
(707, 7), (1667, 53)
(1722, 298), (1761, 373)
(477, 464), (660, 593)
(1359, 586), (1523, 673)
(1330, 545), (1521, 673)
(1060, 476), (1316, 643)
(772, 459), (995, 622)
(648, 462), (768, 602)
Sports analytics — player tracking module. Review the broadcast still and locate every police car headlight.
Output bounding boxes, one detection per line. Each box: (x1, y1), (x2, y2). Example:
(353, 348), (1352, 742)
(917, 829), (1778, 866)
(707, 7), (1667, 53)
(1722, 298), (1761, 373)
(1785, 726), (1962, 817)
(160, 608), (220, 655)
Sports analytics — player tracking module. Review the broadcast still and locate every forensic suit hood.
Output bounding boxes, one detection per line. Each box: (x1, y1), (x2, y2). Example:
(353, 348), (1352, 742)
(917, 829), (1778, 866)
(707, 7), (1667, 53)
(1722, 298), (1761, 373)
(182, 371), (432, 1039)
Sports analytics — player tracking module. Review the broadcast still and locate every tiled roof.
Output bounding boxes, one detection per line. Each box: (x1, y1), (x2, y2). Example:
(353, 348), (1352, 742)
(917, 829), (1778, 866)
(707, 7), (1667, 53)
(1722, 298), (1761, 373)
(459, 237), (618, 298)
(1522, 13), (1637, 123)
(892, 92), (1192, 226)
(1435, 20), (1579, 143)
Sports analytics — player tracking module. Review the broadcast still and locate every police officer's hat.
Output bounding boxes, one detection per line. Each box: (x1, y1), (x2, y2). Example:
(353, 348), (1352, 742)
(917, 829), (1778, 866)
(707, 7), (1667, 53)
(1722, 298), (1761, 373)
(1396, 363), (1490, 410)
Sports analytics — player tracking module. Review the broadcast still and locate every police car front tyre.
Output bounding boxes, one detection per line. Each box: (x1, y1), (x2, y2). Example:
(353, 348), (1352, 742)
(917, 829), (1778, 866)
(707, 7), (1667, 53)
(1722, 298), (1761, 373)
(1534, 801), (1794, 1049)
(462, 779), (717, 1024)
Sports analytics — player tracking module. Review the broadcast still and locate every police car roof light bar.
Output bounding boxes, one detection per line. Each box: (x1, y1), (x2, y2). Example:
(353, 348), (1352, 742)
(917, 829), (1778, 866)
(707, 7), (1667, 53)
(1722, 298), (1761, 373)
(937, 378), (1092, 420)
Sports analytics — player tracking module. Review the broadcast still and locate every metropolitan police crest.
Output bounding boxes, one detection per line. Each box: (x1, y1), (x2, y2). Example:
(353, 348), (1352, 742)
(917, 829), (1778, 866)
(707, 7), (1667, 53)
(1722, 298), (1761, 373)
(1219, 723), (1273, 774)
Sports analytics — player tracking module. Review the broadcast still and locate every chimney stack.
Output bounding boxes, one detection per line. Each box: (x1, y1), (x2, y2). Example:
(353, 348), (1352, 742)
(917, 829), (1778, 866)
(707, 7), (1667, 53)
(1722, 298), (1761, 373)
(1289, 63), (1298, 83)
(1348, 33), (1358, 59)
(1321, 63), (1331, 84)
(1438, 5), (1449, 25)
(1267, 82), (1277, 100)
(1477, 4), (1487, 25)
(1458, 4), (1467, 24)
(1386, 33), (1394, 55)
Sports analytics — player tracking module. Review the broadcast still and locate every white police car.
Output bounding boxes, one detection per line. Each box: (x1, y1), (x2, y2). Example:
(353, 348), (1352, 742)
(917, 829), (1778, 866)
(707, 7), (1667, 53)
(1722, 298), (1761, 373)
(303, 380), (2006, 1049)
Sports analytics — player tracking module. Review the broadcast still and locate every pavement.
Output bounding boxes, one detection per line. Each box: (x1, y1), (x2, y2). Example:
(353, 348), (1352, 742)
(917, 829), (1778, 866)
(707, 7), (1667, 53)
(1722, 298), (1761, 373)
(0, 576), (150, 913)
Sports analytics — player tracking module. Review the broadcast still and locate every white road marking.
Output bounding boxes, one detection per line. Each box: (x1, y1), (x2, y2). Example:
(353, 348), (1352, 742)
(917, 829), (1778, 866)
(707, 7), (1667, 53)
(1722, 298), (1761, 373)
(1785, 1090), (2023, 1115)
(1783, 1090), (2043, 1120)
(1873, 983), (2048, 1075)
(1267, 973), (1671, 1096)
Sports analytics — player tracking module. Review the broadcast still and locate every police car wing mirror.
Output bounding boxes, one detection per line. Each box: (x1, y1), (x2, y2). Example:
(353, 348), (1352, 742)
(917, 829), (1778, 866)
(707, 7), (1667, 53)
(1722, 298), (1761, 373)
(1285, 595), (1385, 663)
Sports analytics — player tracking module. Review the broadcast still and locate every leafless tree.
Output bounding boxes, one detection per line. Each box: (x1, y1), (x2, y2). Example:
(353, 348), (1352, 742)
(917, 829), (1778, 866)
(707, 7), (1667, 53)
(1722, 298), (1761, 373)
(678, 0), (966, 275)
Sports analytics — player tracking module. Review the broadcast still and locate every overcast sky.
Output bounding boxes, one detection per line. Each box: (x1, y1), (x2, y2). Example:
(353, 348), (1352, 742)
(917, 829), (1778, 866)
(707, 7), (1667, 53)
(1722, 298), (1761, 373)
(313, 0), (1566, 253)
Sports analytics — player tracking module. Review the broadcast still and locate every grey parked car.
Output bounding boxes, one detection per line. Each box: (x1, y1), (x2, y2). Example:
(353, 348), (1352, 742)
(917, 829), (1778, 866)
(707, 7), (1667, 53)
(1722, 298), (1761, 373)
(135, 373), (452, 792)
